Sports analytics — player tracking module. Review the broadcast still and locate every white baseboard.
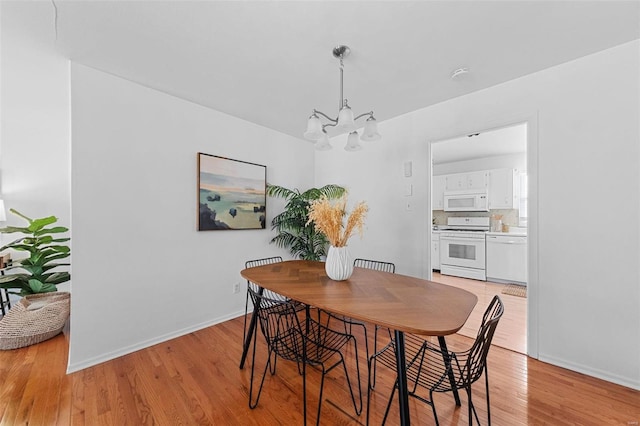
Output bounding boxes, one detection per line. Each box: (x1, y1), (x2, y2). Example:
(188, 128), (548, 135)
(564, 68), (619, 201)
(539, 353), (640, 391)
(66, 310), (245, 373)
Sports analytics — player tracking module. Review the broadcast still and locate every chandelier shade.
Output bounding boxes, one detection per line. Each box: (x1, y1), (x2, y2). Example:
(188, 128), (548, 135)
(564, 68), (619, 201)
(337, 102), (357, 132)
(344, 131), (363, 151)
(304, 113), (324, 140)
(360, 116), (381, 141)
(304, 45), (381, 151)
(315, 130), (333, 151)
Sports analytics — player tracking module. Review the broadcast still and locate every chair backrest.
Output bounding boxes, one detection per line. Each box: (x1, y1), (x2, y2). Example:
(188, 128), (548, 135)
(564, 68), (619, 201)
(245, 256), (284, 299)
(247, 286), (301, 354)
(460, 295), (504, 385)
(353, 258), (395, 273)
(245, 256), (283, 269)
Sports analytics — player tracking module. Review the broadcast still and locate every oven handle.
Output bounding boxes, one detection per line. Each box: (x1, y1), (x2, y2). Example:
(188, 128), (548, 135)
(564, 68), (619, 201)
(440, 236), (485, 243)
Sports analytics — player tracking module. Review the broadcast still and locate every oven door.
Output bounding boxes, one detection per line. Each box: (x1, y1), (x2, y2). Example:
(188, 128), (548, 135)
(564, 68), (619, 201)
(440, 235), (486, 270)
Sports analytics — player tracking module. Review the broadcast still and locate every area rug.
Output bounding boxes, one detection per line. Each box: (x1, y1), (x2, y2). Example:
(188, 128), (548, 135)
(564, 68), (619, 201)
(501, 283), (527, 298)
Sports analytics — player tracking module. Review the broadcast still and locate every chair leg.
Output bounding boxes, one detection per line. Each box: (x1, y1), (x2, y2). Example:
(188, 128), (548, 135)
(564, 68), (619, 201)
(429, 388), (441, 426)
(338, 347), (363, 416)
(242, 288), (250, 353)
(371, 326), (379, 389)
(366, 357), (373, 425)
(315, 365), (327, 426)
(467, 386), (473, 425)
(466, 386), (481, 426)
(485, 366), (491, 425)
(248, 328), (271, 409)
(302, 355), (308, 426)
(381, 380), (398, 426)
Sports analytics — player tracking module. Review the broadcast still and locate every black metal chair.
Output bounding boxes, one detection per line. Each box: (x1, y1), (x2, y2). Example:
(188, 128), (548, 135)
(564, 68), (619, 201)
(367, 295), (504, 426)
(242, 256), (307, 373)
(243, 256), (284, 350)
(323, 258), (396, 390)
(247, 286), (363, 425)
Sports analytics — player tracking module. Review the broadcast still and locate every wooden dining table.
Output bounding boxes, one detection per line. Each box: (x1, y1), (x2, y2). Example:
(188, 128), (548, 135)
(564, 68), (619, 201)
(239, 260), (477, 425)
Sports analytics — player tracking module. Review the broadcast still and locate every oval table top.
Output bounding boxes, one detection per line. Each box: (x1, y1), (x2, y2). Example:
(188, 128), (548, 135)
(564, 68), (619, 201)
(241, 260), (477, 336)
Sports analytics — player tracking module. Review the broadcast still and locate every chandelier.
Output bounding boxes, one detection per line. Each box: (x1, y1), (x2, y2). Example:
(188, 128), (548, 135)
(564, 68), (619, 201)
(303, 45), (381, 151)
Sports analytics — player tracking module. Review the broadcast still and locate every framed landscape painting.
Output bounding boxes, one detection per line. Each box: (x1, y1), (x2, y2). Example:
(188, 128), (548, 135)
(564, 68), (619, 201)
(197, 153), (266, 231)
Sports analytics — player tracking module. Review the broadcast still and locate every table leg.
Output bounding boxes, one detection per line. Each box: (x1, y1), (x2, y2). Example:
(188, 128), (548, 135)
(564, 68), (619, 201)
(239, 286), (265, 369)
(394, 330), (411, 425)
(438, 335), (461, 406)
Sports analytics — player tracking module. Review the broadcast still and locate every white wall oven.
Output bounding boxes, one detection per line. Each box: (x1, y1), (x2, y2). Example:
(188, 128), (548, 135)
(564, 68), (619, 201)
(439, 217), (489, 281)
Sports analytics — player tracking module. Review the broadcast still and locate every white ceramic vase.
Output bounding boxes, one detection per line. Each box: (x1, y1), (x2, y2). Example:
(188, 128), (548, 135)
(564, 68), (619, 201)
(325, 245), (353, 281)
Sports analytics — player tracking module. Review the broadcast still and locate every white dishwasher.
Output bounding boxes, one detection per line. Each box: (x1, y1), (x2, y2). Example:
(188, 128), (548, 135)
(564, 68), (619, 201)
(486, 234), (527, 284)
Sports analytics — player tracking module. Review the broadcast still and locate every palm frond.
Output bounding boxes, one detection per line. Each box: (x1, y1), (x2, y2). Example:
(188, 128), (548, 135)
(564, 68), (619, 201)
(266, 184), (346, 260)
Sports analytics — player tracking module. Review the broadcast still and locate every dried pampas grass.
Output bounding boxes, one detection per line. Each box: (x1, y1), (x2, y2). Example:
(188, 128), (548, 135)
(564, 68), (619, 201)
(307, 196), (368, 247)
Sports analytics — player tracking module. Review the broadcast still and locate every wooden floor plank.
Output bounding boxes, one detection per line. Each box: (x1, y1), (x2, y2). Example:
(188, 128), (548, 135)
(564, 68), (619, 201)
(0, 311), (638, 425)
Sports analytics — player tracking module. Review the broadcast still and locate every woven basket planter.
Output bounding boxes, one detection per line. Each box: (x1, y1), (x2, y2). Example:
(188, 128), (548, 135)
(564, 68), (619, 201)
(0, 292), (70, 350)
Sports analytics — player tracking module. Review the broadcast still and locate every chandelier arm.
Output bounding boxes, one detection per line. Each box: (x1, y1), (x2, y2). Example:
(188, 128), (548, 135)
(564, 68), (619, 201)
(339, 60), (344, 111)
(353, 111), (375, 122)
(322, 122), (337, 130)
(313, 109), (338, 123)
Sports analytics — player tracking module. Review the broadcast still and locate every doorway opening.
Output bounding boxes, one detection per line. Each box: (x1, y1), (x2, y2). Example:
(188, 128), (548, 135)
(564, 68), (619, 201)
(430, 122), (528, 354)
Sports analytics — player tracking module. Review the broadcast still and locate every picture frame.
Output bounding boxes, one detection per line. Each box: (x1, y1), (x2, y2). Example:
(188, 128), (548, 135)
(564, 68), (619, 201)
(197, 153), (266, 231)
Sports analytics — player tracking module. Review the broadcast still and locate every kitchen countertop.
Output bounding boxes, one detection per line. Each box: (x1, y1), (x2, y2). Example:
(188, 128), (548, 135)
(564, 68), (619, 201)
(486, 231), (527, 237)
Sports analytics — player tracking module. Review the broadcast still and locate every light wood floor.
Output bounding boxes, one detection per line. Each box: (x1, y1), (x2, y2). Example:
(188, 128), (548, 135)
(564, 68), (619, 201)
(431, 272), (527, 354)
(1, 309), (638, 425)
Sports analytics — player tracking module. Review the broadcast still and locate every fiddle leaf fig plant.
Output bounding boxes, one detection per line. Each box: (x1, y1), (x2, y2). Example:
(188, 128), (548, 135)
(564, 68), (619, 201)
(0, 209), (70, 296)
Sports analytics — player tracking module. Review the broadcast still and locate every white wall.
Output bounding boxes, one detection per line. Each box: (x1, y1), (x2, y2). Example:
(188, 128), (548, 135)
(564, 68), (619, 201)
(0, 2), (71, 298)
(316, 40), (640, 390)
(69, 64), (314, 371)
(1, 2), (314, 371)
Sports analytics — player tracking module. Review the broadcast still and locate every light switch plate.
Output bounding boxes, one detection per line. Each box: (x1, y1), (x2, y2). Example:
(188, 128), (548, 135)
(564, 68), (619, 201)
(405, 184), (413, 196)
(404, 161), (412, 177)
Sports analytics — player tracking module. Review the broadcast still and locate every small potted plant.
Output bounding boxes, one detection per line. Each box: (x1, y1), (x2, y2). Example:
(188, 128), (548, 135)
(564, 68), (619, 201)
(307, 195), (368, 280)
(0, 209), (71, 350)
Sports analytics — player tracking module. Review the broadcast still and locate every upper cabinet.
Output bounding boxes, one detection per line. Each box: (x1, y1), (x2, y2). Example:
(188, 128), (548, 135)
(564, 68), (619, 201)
(487, 168), (519, 209)
(433, 168), (520, 211)
(444, 171), (488, 191)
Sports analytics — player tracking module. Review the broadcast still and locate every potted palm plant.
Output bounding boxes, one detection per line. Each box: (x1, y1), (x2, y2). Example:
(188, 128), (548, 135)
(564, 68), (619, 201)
(266, 184), (345, 260)
(0, 209), (71, 350)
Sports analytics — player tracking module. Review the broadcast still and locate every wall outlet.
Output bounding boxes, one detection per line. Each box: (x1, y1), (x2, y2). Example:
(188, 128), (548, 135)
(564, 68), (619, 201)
(233, 282), (241, 294)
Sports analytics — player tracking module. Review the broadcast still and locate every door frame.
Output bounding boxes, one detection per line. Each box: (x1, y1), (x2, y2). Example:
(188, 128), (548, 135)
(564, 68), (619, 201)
(425, 112), (539, 359)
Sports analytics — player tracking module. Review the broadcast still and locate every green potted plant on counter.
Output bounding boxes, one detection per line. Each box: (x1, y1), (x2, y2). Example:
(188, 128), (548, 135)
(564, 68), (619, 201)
(0, 209), (71, 350)
(266, 184), (345, 261)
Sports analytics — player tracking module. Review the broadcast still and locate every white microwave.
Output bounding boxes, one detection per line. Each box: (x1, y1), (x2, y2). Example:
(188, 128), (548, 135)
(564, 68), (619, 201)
(444, 190), (489, 212)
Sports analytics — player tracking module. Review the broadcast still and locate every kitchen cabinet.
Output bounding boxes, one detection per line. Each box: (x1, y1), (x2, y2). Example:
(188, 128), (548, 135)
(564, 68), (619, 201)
(486, 234), (527, 284)
(432, 175), (446, 210)
(431, 232), (440, 270)
(445, 171), (487, 191)
(488, 168), (519, 209)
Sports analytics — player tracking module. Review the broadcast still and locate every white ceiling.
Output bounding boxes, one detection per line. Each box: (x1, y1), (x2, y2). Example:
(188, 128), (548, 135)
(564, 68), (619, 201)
(432, 123), (527, 164)
(43, 1), (640, 141)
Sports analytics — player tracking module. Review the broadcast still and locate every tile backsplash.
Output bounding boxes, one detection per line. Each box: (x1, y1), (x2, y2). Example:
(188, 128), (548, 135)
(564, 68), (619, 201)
(433, 209), (520, 226)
